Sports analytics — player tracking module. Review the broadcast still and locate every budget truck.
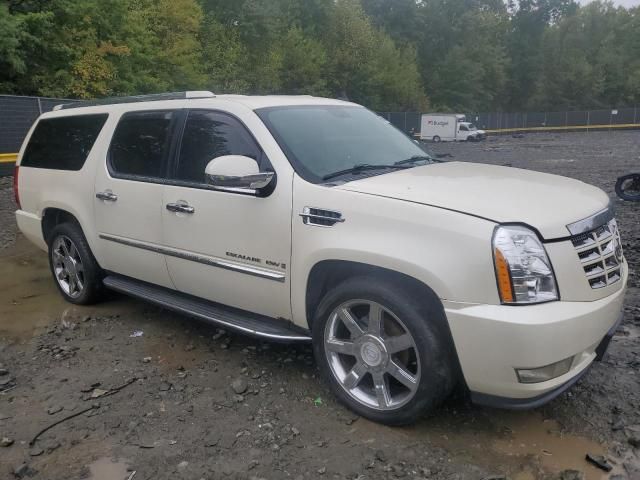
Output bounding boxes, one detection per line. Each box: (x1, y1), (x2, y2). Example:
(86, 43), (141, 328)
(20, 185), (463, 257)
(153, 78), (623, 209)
(420, 113), (486, 142)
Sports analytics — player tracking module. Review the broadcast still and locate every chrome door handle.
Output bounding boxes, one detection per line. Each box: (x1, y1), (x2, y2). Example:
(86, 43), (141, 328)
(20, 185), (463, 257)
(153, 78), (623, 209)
(96, 191), (118, 202)
(166, 202), (195, 214)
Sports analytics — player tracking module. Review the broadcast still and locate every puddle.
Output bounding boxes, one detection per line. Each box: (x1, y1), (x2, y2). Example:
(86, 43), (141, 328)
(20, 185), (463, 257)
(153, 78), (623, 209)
(88, 457), (130, 480)
(356, 410), (617, 479)
(492, 413), (610, 480)
(0, 242), (140, 343)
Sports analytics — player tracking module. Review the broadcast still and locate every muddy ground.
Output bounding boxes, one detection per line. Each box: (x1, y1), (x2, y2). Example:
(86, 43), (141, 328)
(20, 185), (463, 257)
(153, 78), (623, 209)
(0, 131), (639, 480)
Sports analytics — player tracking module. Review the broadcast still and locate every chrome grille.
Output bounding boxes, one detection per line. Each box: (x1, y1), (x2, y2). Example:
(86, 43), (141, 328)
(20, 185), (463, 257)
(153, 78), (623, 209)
(571, 218), (623, 289)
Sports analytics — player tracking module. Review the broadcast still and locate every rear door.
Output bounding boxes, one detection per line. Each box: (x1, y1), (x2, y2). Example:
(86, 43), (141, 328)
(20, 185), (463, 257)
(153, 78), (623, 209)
(94, 110), (180, 288)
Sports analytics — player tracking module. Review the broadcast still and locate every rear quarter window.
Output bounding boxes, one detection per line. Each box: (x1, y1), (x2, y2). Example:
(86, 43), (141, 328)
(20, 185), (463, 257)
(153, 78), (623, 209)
(21, 114), (109, 170)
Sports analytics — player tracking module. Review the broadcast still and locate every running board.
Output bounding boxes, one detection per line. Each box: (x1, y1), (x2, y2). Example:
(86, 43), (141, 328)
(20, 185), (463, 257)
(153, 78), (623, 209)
(102, 275), (311, 343)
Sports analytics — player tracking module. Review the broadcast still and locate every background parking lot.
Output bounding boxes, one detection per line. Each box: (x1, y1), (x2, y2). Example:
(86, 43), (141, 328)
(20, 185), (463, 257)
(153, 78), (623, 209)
(1, 131), (639, 480)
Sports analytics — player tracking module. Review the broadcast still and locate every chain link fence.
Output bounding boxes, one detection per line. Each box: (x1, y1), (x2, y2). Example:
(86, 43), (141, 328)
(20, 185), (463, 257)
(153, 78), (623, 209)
(2, 94), (639, 155)
(380, 106), (640, 135)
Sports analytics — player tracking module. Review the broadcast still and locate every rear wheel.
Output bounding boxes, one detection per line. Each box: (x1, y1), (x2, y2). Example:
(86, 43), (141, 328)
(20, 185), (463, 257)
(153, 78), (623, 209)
(312, 277), (456, 425)
(48, 223), (105, 305)
(432, 135), (441, 143)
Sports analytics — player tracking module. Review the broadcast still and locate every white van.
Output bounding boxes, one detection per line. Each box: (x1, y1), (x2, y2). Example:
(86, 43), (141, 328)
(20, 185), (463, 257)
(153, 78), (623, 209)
(420, 113), (486, 142)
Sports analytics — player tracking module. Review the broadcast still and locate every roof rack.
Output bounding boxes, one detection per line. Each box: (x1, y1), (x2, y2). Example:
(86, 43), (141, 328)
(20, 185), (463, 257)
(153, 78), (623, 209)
(53, 91), (215, 111)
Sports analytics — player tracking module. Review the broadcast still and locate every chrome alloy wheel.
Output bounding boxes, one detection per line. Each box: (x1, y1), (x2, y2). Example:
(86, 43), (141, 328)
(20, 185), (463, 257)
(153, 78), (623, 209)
(51, 235), (85, 298)
(324, 300), (421, 411)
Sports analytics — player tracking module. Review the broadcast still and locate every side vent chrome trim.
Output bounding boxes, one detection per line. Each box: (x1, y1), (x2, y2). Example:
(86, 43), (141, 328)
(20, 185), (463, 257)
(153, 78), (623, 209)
(300, 207), (344, 227)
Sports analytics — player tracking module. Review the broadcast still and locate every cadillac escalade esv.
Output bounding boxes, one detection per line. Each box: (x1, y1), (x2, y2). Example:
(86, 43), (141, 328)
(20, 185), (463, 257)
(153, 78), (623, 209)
(14, 91), (627, 425)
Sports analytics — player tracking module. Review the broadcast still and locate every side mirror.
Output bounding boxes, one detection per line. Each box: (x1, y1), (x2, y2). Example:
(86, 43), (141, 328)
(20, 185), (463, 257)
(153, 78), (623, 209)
(205, 155), (275, 195)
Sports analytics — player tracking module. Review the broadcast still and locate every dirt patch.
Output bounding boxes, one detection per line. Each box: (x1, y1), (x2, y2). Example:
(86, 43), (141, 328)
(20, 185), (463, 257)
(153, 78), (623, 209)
(1, 131), (639, 479)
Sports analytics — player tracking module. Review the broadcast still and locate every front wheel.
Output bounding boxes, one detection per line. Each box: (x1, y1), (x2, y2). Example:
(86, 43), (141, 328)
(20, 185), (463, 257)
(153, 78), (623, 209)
(312, 277), (456, 425)
(48, 223), (105, 305)
(615, 173), (640, 202)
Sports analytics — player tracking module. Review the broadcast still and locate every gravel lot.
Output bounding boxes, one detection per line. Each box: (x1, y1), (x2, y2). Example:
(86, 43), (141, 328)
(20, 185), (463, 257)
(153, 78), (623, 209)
(0, 131), (639, 480)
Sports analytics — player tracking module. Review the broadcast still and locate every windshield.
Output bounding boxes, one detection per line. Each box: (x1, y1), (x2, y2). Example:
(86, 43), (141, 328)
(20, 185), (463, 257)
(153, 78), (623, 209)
(256, 105), (431, 183)
(468, 123), (477, 130)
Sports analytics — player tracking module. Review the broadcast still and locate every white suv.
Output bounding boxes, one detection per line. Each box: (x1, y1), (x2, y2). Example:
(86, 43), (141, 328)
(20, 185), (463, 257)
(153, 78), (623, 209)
(14, 92), (626, 425)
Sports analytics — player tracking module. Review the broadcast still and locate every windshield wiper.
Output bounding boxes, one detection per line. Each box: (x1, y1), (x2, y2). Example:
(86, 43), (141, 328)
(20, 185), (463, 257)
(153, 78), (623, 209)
(322, 163), (409, 181)
(394, 155), (436, 166)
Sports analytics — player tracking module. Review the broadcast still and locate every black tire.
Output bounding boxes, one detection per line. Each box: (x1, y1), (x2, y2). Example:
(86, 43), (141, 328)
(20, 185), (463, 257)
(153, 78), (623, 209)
(47, 222), (105, 305)
(432, 135), (441, 143)
(615, 173), (640, 202)
(311, 276), (457, 425)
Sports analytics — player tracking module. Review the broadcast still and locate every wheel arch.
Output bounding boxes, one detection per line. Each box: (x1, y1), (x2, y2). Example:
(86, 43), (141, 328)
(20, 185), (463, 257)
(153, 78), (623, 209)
(41, 207), (82, 244)
(40, 207), (102, 269)
(305, 259), (465, 385)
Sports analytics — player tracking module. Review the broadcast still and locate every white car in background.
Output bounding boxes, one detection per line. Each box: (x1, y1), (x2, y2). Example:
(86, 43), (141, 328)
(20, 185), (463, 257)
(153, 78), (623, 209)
(14, 92), (625, 424)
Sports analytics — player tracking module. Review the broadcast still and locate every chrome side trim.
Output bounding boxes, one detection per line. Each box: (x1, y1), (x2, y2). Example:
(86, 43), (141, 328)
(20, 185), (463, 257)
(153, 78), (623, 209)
(98, 233), (286, 283)
(566, 206), (614, 236)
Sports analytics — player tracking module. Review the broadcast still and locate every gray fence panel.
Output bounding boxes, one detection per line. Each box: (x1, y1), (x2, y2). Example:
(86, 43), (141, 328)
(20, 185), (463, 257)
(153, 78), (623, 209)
(590, 109), (610, 125)
(613, 107), (634, 124)
(406, 112), (421, 135)
(545, 111), (565, 127)
(387, 112), (405, 132)
(567, 111), (588, 127)
(526, 112), (546, 128)
(0, 96), (41, 152)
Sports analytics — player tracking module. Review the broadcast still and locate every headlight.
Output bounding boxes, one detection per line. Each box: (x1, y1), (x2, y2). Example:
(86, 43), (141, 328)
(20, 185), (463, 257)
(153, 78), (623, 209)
(492, 225), (558, 304)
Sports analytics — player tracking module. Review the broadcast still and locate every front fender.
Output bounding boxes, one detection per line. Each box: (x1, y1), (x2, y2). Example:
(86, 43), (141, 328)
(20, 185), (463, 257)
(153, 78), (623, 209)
(291, 178), (499, 327)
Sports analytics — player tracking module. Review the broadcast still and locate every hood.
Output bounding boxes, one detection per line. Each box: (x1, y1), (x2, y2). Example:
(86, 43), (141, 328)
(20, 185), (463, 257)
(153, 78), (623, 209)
(337, 162), (610, 239)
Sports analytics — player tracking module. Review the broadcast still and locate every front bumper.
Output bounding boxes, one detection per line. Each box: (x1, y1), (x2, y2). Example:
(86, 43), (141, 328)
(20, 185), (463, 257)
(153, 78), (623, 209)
(469, 313), (621, 409)
(443, 269), (626, 404)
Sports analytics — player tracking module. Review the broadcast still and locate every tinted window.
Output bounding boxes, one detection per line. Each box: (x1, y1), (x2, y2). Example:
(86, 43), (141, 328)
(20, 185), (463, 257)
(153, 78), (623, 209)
(175, 111), (261, 184)
(21, 114), (108, 170)
(109, 111), (174, 178)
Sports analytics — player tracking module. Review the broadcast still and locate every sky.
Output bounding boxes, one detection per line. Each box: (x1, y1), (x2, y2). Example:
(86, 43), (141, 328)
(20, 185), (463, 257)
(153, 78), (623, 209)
(577, 0), (639, 7)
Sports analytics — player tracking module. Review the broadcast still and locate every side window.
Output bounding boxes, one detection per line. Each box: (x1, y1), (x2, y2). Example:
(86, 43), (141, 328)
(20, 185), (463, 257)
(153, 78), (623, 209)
(459, 125), (468, 131)
(21, 114), (108, 170)
(174, 111), (262, 184)
(109, 111), (174, 178)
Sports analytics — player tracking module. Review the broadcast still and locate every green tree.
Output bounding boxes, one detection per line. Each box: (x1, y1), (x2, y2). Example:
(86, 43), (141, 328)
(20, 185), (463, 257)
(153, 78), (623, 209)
(325, 0), (426, 110)
(277, 27), (328, 96)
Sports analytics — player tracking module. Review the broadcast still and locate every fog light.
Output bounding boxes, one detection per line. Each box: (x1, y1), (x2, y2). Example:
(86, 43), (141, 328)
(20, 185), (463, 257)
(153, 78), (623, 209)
(516, 357), (574, 384)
